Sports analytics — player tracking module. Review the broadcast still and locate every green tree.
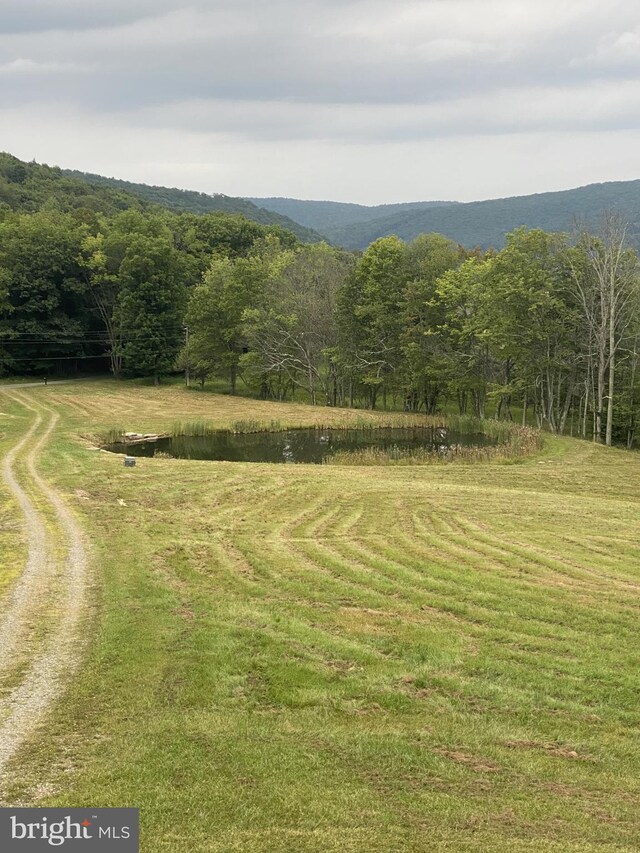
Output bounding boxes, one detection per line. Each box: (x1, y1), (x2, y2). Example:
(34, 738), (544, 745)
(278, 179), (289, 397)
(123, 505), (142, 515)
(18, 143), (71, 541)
(113, 233), (188, 384)
(79, 210), (181, 378)
(437, 256), (494, 418)
(182, 255), (265, 393)
(337, 236), (408, 408)
(242, 243), (352, 404)
(0, 211), (90, 376)
(401, 234), (465, 412)
(78, 230), (122, 376)
(480, 229), (579, 427)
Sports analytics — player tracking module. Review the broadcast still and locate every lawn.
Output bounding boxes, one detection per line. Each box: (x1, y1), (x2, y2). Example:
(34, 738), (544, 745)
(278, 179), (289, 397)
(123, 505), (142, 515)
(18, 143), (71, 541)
(1, 380), (639, 852)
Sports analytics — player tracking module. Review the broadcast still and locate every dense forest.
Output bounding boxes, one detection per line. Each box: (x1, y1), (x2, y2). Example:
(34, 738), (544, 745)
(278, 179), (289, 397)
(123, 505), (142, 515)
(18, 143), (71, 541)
(1, 152), (640, 447)
(0, 153), (300, 379)
(63, 170), (323, 244)
(253, 182), (640, 250)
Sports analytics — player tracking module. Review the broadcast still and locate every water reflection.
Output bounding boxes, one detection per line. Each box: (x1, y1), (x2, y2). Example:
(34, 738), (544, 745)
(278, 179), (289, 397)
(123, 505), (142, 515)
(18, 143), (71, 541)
(107, 426), (494, 465)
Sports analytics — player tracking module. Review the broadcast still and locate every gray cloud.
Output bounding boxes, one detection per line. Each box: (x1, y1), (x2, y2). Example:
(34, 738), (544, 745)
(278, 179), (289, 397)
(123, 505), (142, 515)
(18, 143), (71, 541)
(1, 1), (640, 202)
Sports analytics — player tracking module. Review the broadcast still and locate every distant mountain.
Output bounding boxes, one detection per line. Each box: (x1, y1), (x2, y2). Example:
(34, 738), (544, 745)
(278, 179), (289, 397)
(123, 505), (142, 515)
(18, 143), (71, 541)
(333, 182), (640, 249)
(6, 152), (640, 252)
(252, 182), (640, 250)
(247, 197), (457, 235)
(63, 171), (324, 243)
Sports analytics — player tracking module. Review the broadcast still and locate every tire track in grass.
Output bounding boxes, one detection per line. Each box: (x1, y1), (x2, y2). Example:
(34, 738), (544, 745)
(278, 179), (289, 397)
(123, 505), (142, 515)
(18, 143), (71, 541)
(0, 393), (89, 781)
(0, 403), (54, 677)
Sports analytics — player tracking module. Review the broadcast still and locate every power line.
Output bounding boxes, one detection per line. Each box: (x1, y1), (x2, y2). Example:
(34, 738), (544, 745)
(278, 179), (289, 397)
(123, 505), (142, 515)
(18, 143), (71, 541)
(6, 324), (189, 332)
(0, 330), (186, 342)
(0, 337), (184, 345)
(0, 335), (185, 343)
(0, 327), (186, 337)
(0, 327), (190, 362)
(5, 354), (112, 362)
(0, 333), (105, 336)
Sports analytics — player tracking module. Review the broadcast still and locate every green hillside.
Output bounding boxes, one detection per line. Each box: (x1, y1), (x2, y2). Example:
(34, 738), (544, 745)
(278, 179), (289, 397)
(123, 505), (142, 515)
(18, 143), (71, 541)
(6, 151), (640, 252)
(323, 181), (640, 249)
(0, 151), (322, 244)
(0, 152), (147, 217)
(65, 170), (324, 243)
(247, 197), (457, 234)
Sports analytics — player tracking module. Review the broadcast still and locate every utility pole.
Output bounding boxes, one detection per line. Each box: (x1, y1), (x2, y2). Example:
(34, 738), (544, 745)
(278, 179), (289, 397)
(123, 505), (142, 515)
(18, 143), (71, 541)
(184, 325), (190, 388)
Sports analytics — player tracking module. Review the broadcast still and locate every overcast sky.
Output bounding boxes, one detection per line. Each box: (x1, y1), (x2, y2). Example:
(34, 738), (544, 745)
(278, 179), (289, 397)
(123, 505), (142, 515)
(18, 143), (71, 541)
(2, 0), (640, 204)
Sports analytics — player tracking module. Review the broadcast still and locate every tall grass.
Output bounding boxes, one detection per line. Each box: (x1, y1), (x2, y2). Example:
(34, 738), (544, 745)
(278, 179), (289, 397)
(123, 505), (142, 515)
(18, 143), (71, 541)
(99, 426), (126, 445)
(169, 419), (283, 435)
(170, 415), (451, 436)
(327, 422), (544, 466)
(170, 419), (216, 437)
(447, 413), (520, 443)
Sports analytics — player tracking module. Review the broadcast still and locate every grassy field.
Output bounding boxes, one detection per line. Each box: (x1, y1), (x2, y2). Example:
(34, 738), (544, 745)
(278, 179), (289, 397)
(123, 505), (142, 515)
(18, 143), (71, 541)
(1, 380), (639, 852)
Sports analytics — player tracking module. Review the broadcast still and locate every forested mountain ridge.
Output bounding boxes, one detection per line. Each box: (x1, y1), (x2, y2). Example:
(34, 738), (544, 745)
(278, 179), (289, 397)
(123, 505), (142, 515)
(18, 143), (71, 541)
(0, 152), (309, 379)
(246, 197), (458, 233)
(0, 152), (148, 217)
(0, 152), (320, 244)
(63, 170), (323, 244)
(252, 181), (640, 250)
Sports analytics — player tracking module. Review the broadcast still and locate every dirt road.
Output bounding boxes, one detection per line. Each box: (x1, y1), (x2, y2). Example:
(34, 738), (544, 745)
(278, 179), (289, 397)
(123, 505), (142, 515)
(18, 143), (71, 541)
(0, 392), (89, 781)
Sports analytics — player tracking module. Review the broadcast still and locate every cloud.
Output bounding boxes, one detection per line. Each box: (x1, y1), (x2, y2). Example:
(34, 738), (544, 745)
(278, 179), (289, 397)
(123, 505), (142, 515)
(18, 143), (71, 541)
(2, 0), (640, 202)
(574, 28), (640, 67)
(117, 76), (640, 145)
(0, 0), (184, 34)
(0, 58), (88, 74)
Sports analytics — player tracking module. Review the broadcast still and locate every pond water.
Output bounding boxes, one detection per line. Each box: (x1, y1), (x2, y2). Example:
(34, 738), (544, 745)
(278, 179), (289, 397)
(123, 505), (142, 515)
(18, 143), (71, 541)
(106, 427), (495, 465)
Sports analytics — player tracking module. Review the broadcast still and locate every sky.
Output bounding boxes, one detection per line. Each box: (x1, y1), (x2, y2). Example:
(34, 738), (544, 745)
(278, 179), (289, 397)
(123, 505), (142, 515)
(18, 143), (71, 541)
(2, 0), (640, 204)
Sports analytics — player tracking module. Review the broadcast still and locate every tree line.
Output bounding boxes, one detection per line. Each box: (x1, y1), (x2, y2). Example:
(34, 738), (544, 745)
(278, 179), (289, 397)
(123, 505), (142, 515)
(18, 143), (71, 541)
(1, 195), (639, 446)
(0, 206), (297, 381)
(183, 218), (640, 447)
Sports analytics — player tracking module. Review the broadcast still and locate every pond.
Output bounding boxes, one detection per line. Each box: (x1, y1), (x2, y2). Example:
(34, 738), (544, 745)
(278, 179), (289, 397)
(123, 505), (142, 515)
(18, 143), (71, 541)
(106, 426), (496, 465)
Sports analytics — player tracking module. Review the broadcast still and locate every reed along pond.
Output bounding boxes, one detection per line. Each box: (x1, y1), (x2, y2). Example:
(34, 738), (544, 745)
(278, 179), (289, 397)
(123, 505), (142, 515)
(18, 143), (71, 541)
(107, 427), (496, 465)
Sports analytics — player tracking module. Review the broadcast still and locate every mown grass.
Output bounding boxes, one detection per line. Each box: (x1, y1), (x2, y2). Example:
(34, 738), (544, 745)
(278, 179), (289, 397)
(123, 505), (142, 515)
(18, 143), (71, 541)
(1, 381), (639, 852)
(56, 380), (447, 443)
